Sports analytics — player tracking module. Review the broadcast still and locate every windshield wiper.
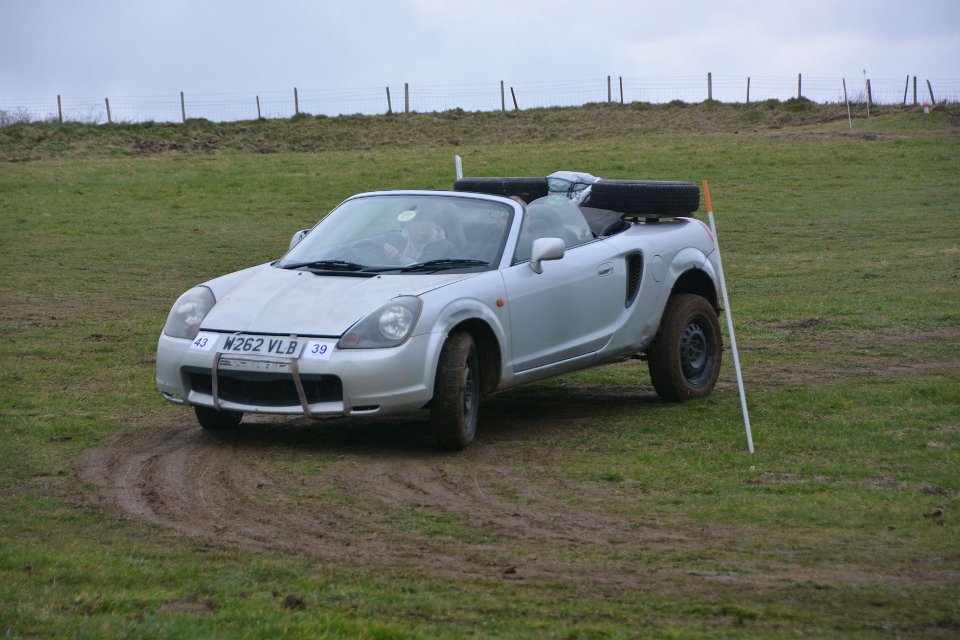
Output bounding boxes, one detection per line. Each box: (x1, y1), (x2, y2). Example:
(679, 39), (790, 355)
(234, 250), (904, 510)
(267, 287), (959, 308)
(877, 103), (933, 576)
(397, 259), (489, 272)
(283, 259), (369, 272)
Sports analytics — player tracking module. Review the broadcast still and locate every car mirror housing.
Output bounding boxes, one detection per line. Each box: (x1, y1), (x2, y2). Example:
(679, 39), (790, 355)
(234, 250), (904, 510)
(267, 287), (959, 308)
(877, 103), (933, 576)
(529, 237), (565, 274)
(288, 229), (310, 251)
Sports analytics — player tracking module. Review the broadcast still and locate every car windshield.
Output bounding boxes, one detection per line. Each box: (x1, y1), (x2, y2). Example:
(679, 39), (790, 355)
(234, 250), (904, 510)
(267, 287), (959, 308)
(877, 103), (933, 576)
(280, 194), (514, 273)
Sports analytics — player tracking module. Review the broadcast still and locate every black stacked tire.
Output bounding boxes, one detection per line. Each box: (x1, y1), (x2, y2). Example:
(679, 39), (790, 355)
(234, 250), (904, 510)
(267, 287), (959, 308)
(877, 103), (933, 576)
(587, 180), (700, 217)
(453, 177), (549, 202)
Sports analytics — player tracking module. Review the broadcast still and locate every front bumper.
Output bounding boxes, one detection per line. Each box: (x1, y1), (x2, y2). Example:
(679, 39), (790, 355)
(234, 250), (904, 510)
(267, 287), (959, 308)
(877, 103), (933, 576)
(156, 331), (441, 418)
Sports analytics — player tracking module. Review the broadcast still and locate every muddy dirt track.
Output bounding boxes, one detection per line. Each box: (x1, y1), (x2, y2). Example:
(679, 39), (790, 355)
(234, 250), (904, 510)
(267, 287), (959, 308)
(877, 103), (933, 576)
(75, 357), (959, 588)
(78, 384), (701, 585)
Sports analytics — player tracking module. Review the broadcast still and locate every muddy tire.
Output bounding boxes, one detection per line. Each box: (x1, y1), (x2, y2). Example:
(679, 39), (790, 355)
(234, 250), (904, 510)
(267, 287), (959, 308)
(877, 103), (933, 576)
(648, 294), (722, 401)
(431, 332), (480, 450)
(194, 406), (243, 430)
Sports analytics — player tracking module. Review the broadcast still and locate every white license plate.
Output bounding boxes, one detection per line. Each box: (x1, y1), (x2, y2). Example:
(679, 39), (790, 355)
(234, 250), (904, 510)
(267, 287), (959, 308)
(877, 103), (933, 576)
(217, 334), (305, 357)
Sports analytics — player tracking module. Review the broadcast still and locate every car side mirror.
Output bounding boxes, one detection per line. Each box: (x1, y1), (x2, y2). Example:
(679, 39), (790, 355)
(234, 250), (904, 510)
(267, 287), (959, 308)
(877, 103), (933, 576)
(529, 237), (565, 274)
(288, 229), (310, 251)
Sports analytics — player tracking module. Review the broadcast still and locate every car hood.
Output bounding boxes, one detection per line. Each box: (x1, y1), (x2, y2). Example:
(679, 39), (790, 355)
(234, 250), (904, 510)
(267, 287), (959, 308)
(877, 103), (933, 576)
(201, 266), (473, 336)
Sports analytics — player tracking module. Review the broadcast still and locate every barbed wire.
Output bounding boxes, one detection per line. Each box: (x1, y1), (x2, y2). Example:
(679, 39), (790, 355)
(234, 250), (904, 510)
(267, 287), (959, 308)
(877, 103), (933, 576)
(2, 75), (957, 126)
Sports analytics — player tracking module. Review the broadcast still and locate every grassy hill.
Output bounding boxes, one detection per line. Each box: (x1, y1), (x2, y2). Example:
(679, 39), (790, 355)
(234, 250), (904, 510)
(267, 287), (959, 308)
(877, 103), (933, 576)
(1, 101), (958, 639)
(3, 100), (955, 161)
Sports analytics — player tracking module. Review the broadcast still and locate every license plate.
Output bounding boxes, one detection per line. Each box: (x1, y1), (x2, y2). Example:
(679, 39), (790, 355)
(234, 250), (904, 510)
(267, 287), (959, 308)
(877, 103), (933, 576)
(217, 334), (305, 357)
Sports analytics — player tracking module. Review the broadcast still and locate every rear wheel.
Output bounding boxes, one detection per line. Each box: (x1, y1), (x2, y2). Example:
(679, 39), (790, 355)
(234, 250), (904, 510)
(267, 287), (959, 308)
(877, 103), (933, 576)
(431, 332), (480, 450)
(648, 294), (722, 401)
(194, 406), (243, 430)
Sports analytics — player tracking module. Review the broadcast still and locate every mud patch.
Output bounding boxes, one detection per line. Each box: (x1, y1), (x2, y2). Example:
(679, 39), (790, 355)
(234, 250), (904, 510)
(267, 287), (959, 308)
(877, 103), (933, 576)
(76, 406), (697, 585)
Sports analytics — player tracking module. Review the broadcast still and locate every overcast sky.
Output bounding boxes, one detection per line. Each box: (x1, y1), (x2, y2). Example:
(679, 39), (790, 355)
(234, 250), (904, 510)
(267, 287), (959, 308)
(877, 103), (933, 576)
(2, 0), (958, 101)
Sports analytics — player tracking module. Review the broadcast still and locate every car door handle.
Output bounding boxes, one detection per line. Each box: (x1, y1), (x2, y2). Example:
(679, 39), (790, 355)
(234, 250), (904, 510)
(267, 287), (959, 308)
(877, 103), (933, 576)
(597, 263), (614, 277)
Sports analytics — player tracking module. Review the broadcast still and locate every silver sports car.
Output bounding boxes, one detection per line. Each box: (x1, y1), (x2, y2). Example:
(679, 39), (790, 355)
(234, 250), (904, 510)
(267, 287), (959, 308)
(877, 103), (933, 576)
(156, 172), (723, 449)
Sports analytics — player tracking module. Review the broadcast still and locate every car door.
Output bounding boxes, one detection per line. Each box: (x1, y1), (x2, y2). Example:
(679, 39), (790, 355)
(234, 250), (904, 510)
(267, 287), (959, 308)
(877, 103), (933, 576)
(503, 239), (624, 372)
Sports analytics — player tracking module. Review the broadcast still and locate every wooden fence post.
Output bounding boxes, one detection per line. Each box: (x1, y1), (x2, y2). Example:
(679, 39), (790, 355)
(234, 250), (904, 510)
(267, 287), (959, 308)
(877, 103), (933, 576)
(913, 76), (918, 105)
(500, 81), (505, 112)
(294, 87), (299, 115)
(746, 77), (751, 103)
(386, 87), (392, 114)
(843, 78), (852, 130)
(57, 95), (63, 123)
(797, 73), (802, 99)
(902, 75), (909, 105)
(619, 76), (623, 104)
(256, 96), (261, 119)
(866, 79), (873, 111)
(607, 75), (611, 103)
(180, 91), (186, 123)
(105, 98), (112, 124)
(404, 83), (409, 114)
(864, 73), (870, 118)
(926, 79), (936, 104)
(510, 86), (519, 110)
(707, 72), (712, 101)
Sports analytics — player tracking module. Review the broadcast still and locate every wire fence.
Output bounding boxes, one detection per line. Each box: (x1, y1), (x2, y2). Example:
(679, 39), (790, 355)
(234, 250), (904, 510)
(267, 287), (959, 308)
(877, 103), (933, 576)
(2, 74), (958, 126)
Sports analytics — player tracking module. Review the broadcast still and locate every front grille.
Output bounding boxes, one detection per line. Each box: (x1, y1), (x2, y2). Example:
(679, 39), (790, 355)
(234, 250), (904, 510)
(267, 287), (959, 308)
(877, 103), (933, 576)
(184, 366), (343, 407)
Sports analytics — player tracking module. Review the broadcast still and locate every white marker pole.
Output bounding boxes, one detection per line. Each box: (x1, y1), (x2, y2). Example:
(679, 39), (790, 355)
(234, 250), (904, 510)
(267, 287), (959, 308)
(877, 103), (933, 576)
(454, 155), (463, 180)
(703, 181), (754, 453)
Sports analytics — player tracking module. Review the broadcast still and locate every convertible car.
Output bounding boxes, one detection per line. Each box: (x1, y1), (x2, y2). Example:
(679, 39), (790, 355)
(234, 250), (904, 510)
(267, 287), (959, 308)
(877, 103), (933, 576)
(156, 171), (723, 449)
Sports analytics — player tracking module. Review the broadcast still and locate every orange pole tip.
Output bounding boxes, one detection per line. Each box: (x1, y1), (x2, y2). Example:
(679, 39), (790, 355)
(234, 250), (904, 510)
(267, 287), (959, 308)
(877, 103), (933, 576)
(702, 180), (713, 213)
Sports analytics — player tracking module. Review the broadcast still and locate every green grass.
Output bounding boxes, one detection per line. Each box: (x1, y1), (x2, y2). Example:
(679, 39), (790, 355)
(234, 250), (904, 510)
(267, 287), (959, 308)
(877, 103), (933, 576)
(1, 104), (958, 638)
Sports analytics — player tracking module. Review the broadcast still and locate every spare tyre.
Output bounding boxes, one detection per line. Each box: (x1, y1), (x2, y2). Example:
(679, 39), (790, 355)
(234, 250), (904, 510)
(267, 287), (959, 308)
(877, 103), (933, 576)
(587, 180), (700, 217)
(453, 177), (549, 202)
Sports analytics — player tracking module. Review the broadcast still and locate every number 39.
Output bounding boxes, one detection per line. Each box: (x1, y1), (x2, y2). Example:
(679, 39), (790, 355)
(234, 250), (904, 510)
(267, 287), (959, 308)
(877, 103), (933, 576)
(311, 343), (327, 355)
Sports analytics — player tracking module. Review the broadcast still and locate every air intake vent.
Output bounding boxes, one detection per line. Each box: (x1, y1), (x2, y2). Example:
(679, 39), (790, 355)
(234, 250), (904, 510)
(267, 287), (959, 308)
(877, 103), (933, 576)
(625, 252), (643, 308)
(183, 367), (343, 407)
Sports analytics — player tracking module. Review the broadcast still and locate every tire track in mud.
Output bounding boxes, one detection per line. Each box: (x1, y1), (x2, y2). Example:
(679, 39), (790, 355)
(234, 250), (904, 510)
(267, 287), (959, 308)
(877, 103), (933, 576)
(76, 416), (689, 583)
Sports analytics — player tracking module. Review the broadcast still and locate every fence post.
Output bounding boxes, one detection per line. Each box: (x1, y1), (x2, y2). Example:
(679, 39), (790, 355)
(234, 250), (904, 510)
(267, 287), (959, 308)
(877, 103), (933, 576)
(105, 97), (112, 124)
(57, 95), (63, 124)
(797, 73), (802, 99)
(902, 75), (909, 105)
(619, 76), (624, 104)
(294, 87), (299, 115)
(926, 79), (936, 105)
(843, 78), (852, 130)
(180, 91), (186, 123)
(913, 76), (917, 105)
(866, 79), (873, 111)
(256, 96), (261, 119)
(404, 83), (409, 114)
(385, 87), (392, 114)
(746, 77), (750, 103)
(607, 75), (611, 103)
(510, 86), (519, 110)
(863, 72), (870, 118)
(500, 81), (505, 112)
(707, 72), (712, 101)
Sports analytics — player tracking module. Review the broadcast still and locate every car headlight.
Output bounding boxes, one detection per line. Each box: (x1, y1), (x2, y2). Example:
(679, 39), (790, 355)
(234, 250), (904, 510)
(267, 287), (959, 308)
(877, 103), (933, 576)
(162, 286), (216, 339)
(338, 297), (422, 349)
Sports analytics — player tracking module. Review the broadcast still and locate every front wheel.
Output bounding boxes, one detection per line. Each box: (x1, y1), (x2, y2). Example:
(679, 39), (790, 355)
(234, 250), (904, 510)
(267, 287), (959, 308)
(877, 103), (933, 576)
(431, 332), (480, 450)
(194, 406), (243, 430)
(647, 294), (722, 401)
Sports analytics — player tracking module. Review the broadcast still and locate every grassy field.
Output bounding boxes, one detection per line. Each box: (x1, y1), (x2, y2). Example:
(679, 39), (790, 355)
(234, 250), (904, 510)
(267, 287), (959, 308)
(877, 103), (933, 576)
(1, 103), (958, 638)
